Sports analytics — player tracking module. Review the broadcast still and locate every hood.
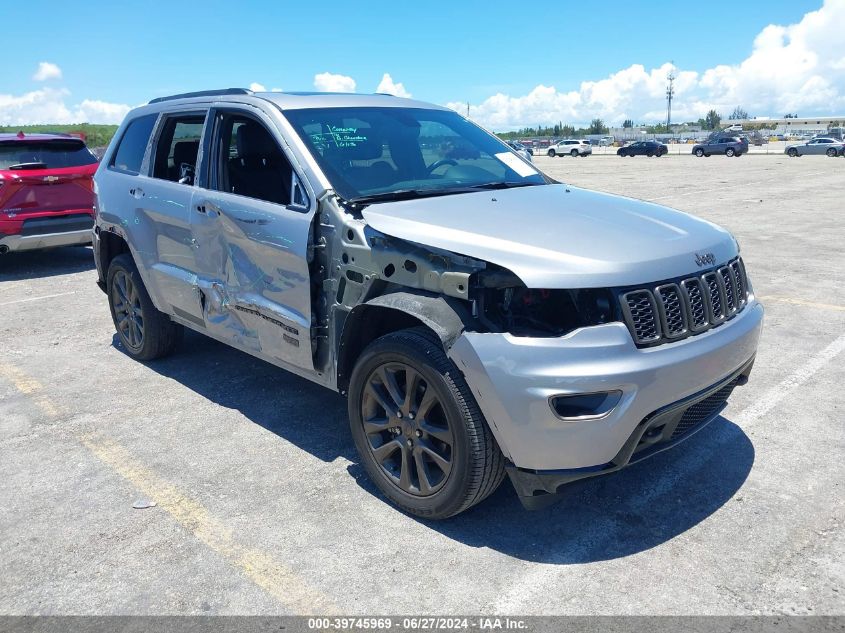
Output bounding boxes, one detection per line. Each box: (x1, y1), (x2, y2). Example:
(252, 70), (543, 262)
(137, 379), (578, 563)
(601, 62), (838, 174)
(362, 183), (737, 288)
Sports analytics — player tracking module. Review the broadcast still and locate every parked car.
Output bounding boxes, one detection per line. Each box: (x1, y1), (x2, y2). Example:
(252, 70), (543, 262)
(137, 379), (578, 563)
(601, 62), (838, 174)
(94, 89), (762, 518)
(505, 140), (533, 162)
(692, 136), (748, 157)
(0, 132), (98, 254)
(547, 139), (592, 157)
(617, 141), (668, 157)
(598, 136), (614, 146)
(784, 137), (845, 157)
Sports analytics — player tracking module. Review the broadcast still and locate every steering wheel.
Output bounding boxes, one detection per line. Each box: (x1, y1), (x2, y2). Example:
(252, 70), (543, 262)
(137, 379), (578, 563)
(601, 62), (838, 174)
(427, 158), (458, 174)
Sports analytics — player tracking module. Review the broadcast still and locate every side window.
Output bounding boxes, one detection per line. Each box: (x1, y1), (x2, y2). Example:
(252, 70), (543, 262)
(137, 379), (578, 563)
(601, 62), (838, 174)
(152, 114), (206, 185)
(110, 114), (157, 175)
(214, 114), (294, 206)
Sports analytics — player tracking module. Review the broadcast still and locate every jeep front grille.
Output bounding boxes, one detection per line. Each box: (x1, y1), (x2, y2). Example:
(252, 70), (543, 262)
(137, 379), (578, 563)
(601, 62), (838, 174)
(621, 257), (750, 347)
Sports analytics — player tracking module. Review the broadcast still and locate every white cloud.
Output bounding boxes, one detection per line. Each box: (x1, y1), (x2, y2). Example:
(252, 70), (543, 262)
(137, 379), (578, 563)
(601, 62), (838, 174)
(313, 72), (356, 93)
(249, 82), (266, 92)
(376, 73), (411, 98)
(32, 62), (62, 81)
(0, 87), (130, 125)
(451, 0), (845, 129)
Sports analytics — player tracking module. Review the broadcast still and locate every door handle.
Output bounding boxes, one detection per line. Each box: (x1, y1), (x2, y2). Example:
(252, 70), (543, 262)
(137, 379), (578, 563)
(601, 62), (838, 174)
(129, 187), (144, 199)
(195, 202), (220, 217)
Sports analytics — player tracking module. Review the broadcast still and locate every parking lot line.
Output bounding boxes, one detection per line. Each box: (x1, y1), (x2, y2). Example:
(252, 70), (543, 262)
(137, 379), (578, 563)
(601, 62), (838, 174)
(0, 362), (338, 615)
(734, 333), (845, 426)
(78, 433), (338, 615)
(0, 363), (60, 418)
(493, 332), (845, 614)
(0, 291), (77, 307)
(760, 296), (845, 312)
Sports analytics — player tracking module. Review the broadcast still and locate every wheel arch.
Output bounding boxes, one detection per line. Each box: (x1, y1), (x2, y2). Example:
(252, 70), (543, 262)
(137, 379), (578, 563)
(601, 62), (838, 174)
(96, 229), (132, 292)
(336, 290), (468, 395)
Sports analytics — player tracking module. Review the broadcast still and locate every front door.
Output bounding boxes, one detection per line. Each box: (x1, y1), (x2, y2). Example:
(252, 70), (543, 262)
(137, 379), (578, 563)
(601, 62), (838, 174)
(190, 107), (316, 371)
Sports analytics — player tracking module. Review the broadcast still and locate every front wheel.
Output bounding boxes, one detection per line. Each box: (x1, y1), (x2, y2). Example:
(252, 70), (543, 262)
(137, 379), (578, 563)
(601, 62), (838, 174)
(107, 254), (182, 361)
(695, 148), (704, 157)
(547, 149), (556, 157)
(348, 328), (505, 519)
(570, 149), (578, 157)
(788, 148), (798, 157)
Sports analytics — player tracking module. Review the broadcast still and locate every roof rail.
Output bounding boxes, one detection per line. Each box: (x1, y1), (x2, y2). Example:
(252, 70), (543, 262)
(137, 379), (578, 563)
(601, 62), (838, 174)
(148, 88), (253, 104)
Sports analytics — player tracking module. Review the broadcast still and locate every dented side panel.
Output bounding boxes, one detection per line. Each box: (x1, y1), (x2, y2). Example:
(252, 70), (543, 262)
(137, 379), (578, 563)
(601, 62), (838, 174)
(190, 188), (316, 371)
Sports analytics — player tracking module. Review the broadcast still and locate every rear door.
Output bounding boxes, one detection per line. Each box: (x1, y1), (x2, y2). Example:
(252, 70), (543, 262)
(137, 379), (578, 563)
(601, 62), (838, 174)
(129, 110), (208, 324)
(811, 139), (830, 155)
(190, 105), (316, 371)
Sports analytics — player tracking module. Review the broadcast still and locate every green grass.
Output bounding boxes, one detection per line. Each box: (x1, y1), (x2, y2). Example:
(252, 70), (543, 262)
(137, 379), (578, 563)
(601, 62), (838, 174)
(0, 123), (118, 148)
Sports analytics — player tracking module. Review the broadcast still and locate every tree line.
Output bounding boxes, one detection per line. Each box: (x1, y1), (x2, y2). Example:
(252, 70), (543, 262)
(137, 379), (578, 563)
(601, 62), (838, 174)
(0, 123), (119, 148)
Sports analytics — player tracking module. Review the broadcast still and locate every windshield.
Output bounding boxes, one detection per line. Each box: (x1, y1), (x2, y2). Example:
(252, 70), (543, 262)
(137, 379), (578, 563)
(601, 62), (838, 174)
(0, 140), (98, 170)
(282, 107), (546, 202)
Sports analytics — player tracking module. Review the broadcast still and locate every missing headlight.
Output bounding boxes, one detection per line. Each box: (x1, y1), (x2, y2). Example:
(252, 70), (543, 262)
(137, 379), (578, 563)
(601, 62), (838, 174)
(475, 271), (618, 337)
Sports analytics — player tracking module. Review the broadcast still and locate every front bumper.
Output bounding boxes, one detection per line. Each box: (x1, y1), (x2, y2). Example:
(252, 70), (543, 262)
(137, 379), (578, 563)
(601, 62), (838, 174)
(448, 299), (763, 475)
(506, 357), (754, 507)
(0, 228), (92, 253)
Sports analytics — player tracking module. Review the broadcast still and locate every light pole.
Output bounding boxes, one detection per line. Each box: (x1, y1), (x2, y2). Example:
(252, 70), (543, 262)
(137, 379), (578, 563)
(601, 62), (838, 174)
(666, 67), (675, 133)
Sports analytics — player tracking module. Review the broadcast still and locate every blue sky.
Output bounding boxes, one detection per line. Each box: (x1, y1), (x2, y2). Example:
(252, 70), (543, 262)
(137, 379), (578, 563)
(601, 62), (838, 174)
(4, 0), (843, 129)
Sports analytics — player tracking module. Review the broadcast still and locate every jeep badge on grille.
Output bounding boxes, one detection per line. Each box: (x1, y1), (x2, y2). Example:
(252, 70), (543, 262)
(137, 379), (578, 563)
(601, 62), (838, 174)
(695, 252), (716, 267)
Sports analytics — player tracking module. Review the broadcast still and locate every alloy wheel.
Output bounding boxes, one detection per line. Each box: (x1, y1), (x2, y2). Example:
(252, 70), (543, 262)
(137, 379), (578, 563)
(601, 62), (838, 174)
(360, 362), (454, 496)
(111, 270), (144, 351)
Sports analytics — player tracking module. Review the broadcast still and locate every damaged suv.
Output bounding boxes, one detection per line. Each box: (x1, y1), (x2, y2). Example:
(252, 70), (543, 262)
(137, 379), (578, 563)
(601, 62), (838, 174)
(93, 89), (763, 518)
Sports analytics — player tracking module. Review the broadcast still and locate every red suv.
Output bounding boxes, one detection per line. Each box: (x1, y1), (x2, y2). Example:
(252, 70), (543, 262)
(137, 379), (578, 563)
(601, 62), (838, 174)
(0, 132), (98, 254)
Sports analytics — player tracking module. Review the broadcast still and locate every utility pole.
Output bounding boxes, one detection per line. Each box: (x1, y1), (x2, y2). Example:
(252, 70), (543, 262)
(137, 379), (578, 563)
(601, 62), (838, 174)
(666, 66), (675, 132)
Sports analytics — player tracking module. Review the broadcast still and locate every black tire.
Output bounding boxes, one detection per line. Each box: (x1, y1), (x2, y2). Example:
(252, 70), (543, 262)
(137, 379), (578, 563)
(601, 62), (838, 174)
(726, 147), (735, 157)
(646, 150), (654, 157)
(348, 327), (505, 519)
(547, 149), (556, 157)
(788, 148), (798, 157)
(826, 148), (837, 157)
(695, 148), (704, 157)
(107, 253), (182, 361)
(570, 149), (578, 157)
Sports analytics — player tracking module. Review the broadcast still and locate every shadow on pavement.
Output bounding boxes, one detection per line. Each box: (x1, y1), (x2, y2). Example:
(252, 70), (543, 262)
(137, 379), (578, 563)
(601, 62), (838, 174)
(409, 417), (752, 563)
(118, 329), (353, 464)
(347, 414), (753, 563)
(0, 246), (96, 281)
(125, 329), (753, 564)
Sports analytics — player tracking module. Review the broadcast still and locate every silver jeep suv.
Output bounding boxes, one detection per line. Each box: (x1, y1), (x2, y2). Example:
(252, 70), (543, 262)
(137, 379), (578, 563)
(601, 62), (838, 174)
(93, 89), (763, 518)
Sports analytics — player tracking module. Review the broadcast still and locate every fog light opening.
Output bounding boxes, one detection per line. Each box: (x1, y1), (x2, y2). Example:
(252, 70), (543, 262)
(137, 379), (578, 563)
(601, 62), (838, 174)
(550, 390), (622, 421)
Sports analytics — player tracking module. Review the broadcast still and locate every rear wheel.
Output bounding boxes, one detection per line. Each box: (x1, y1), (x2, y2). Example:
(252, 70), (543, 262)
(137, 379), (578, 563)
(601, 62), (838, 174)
(570, 149), (578, 157)
(726, 148), (735, 157)
(348, 328), (505, 519)
(826, 148), (838, 157)
(107, 254), (182, 361)
(646, 150), (654, 157)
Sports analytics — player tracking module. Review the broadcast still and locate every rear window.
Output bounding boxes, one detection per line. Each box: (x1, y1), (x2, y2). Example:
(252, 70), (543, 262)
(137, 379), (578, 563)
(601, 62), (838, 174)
(110, 114), (158, 175)
(0, 140), (97, 170)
